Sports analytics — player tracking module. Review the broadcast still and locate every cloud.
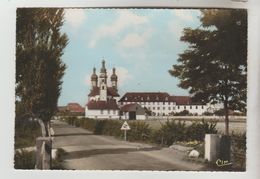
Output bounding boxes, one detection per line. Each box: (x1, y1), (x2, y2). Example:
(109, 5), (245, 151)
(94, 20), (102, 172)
(173, 10), (194, 21)
(64, 9), (86, 29)
(118, 29), (153, 48)
(88, 10), (148, 48)
(84, 66), (133, 88)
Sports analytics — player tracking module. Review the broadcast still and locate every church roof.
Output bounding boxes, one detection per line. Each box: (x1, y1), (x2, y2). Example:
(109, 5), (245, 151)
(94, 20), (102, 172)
(88, 87), (120, 97)
(87, 100), (119, 110)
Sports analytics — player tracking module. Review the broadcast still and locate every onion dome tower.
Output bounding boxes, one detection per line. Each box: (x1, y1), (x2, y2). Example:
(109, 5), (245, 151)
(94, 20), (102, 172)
(111, 67), (118, 91)
(91, 67), (98, 89)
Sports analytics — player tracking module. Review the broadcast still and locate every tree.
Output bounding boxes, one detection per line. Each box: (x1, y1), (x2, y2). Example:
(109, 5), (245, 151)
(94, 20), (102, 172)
(16, 8), (68, 136)
(169, 9), (247, 135)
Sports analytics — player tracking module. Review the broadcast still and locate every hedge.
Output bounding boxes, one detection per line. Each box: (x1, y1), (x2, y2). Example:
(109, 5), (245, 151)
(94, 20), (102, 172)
(63, 117), (218, 145)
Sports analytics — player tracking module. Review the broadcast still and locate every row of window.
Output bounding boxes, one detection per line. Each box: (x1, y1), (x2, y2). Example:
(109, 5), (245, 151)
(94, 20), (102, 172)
(120, 101), (176, 105)
(124, 97), (169, 101)
(146, 105), (204, 111)
(100, 109), (117, 114)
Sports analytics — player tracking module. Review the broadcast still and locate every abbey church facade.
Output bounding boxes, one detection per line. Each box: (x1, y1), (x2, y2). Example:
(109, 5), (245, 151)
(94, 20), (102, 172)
(85, 60), (120, 119)
(85, 60), (214, 120)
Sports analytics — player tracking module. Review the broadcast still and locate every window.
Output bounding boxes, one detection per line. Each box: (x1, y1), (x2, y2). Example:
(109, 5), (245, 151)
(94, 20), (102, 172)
(101, 110), (103, 114)
(163, 107), (165, 110)
(168, 102), (170, 105)
(157, 107), (160, 110)
(168, 107), (171, 110)
(108, 110), (110, 114)
(113, 110), (116, 114)
(102, 86), (105, 90)
(184, 106), (186, 110)
(190, 106), (192, 109)
(153, 107), (155, 110)
(196, 106), (198, 109)
(202, 106), (204, 109)
(178, 106), (180, 109)
(163, 102), (165, 105)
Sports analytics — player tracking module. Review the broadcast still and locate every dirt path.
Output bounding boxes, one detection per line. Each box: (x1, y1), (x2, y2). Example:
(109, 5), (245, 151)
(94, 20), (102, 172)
(51, 120), (207, 171)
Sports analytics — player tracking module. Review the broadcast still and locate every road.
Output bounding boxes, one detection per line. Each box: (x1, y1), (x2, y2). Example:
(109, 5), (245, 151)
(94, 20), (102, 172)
(52, 120), (207, 171)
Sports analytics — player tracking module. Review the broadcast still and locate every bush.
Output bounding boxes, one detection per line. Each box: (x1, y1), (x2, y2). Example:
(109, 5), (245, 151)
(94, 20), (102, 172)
(127, 121), (152, 141)
(152, 120), (186, 145)
(231, 132), (246, 170)
(14, 150), (35, 169)
(15, 118), (41, 148)
(174, 110), (192, 116)
(202, 111), (214, 116)
(186, 119), (218, 141)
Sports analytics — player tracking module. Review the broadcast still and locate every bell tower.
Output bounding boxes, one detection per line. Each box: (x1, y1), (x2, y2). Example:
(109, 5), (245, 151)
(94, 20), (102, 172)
(99, 60), (107, 101)
(110, 67), (118, 91)
(91, 67), (98, 89)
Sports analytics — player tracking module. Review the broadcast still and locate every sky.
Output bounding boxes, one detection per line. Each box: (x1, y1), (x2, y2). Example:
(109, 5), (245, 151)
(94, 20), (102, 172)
(59, 9), (202, 106)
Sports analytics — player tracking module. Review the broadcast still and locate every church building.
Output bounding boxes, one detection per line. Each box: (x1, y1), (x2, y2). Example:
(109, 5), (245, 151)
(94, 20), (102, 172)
(85, 60), (120, 119)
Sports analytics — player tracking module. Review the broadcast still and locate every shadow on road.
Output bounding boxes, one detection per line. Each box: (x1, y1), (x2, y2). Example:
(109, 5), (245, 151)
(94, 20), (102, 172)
(53, 133), (93, 137)
(64, 147), (162, 160)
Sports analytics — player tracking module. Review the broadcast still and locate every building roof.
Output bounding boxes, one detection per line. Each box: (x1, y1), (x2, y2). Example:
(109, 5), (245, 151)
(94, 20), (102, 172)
(118, 92), (205, 105)
(120, 103), (145, 115)
(170, 96), (191, 105)
(67, 103), (85, 113)
(88, 87), (120, 97)
(118, 92), (170, 102)
(87, 99), (119, 110)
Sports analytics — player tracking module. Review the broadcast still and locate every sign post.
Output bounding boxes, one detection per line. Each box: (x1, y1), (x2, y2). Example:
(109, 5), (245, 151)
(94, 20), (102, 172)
(120, 121), (131, 141)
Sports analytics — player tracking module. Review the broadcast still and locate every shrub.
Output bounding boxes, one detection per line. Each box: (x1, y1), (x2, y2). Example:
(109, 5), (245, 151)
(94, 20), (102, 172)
(14, 150), (35, 169)
(102, 120), (122, 136)
(153, 120), (186, 145)
(202, 111), (214, 116)
(15, 118), (41, 148)
(231, 132), (246, 170)
(127, 121), (152, 141)
(174, 110), (192, 116)
(186, 119), (218, 141)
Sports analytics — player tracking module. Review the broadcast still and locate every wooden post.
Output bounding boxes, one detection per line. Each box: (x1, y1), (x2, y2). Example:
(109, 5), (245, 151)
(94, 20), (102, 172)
(124, 130), (127, 141)
(36, 137), (52, 169)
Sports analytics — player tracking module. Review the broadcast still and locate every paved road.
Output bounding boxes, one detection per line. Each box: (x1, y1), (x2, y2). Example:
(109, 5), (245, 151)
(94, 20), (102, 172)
(52, 120), (206, 171)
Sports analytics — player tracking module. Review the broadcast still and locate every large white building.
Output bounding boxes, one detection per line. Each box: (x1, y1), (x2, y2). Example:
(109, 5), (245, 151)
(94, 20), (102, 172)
(118, 92), (209, 116)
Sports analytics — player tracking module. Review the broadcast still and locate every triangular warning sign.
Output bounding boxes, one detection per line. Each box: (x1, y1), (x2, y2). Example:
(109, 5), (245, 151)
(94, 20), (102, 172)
(121, 121), (131, 130)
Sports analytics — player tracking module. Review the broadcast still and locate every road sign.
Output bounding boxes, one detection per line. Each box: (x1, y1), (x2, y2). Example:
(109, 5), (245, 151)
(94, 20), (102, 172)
(121, 121), (130, 141)
(121, 121), (131, 130)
